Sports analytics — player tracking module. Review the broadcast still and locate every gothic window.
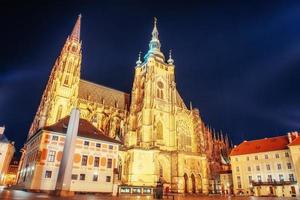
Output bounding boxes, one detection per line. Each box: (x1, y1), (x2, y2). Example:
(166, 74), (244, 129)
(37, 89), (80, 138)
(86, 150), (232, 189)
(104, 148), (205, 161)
(157, 81), (164, 99)
(156, 122), (163, 140)
(64, 75), (69, 85)
(56, 105), (63, 121)
(177, 120), (192, 151)
(67, 61), (73, 73)
(72, 46), (77, 52)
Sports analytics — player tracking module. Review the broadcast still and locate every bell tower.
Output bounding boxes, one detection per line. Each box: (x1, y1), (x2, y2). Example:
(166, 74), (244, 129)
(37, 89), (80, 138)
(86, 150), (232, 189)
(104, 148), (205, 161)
(126, 18), (177, 150)
(28, 15), (82, 137)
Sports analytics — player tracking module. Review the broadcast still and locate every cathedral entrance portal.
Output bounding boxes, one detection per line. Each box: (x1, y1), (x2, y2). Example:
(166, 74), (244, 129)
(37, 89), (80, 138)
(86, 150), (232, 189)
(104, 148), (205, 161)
(191, 174), (196, 193)
(184, 173), (188, 193)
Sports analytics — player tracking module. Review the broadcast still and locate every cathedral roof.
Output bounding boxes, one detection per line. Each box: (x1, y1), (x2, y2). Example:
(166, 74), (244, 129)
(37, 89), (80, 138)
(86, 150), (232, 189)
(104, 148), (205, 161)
(230, 135), (292, 156)
(175, 90), (187, 109)
(44, 116), (122, 144)
(78, 79), (130, 110)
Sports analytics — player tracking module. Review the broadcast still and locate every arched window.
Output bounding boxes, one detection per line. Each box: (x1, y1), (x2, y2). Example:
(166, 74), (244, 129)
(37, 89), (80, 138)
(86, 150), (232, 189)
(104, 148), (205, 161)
(56, 105), (63, 121)
(157, 81), (164, 99)
(67, 61), (73, 73)
(64, 75), (69, 85)
(156, 121), (163, 140)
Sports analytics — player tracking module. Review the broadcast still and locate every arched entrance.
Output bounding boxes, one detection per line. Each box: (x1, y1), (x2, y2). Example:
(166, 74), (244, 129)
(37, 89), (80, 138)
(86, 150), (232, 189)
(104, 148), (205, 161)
(191, 174), (196, 193)
(184, 173), (188, 193)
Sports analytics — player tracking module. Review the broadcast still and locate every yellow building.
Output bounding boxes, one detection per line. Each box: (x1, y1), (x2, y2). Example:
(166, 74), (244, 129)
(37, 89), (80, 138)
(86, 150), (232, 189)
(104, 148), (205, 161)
(23, 15), (231, 194)
(18, 116), (120, 193)
(288, 132), (300, 193)
(230, 133), (299, 197)
(0, 126), (15, 186)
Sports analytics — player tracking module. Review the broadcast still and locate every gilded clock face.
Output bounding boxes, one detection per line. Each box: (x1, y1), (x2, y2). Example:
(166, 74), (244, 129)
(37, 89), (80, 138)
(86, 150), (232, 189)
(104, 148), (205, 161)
(157, 81), (164, 89)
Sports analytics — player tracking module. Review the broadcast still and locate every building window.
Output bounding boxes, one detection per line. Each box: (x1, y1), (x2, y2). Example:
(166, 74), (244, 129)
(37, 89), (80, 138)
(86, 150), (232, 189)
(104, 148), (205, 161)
(256, 165), (260, 171)
(94, 157), (100, 167)
(265, 154), (268, 159)
(267, 175), (272, 182)
(279, 174), (284, 182)
(247, 166), (251, 172)
(106, 176), (111, 182)
(236, 166), (240, 172)
(257, 175), (262, 182)
(235, 157), (238, 162)
(45, 170), (52, 178)
(107, 158), (112, 168)
(237, 176), (241, 189)
(277, 163), (282, 170)
(81, 155), (88, 166)
(84, 141), (89, 146)
(287, 163), (292, 169)
(48, 150), (56, 162)
(266, 164), (271, 171)
(52, 135), (58, 141)
(246, 156), (249, 161)
(80, 174), (85, 181)
(93, 174), (98, 181)
(248, 176), (252, 184)
(56, 105), (63, 121)
(275, 154), (279, 158)
(64, 74), (69, 85)
(285, 152), (289, 157)
(289, 174), (295, 182)
(255, 156), (258, 160)
(156, 122), (163, 140)
(71, 174), (78, 180)
(96, 143), (101, 148)
(109, 145), (113, 150)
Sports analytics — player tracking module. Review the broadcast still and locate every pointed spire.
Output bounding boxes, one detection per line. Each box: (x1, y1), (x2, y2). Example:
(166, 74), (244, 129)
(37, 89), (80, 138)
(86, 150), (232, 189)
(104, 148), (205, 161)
(144, 17), (164, 60)
(167, 49), (174, 65)
(136, 51), (142, 66)
(70, 14), (81, 41)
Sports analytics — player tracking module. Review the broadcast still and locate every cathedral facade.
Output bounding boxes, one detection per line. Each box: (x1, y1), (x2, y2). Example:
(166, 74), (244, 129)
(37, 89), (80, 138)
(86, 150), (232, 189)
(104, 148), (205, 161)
(26, 15), (231, 194)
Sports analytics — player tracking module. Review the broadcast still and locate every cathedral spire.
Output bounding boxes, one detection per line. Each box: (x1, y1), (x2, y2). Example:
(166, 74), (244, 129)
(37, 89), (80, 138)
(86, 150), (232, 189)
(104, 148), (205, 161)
(136, 51), (142, 66)
(144, 17), (165, 60)
(167, 49), (174, 65)
(70, 14), (81, 41)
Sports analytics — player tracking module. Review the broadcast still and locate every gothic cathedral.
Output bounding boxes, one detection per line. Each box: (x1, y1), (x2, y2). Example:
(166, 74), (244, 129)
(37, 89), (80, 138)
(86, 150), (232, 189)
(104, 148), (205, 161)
(27, 15), (231, 193)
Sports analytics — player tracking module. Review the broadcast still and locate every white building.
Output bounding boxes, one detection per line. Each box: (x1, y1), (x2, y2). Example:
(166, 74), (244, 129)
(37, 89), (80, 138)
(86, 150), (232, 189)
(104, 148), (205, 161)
(17, 116), (121, 193)
(230, 133), (299, 197)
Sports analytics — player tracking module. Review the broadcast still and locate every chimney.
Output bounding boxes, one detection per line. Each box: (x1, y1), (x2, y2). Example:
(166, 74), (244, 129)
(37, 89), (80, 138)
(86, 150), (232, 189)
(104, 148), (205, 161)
(0, 126), (5, 135)
(288, 132), (292, 143)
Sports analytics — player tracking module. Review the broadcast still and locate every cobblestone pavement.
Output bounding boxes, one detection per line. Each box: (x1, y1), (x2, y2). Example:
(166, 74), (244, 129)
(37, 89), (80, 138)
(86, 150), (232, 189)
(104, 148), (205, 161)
(0, 189), (299, 200)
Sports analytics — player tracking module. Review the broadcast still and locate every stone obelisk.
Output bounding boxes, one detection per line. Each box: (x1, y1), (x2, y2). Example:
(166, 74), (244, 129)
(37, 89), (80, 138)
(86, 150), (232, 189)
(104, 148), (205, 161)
(55, 108), (80, 196)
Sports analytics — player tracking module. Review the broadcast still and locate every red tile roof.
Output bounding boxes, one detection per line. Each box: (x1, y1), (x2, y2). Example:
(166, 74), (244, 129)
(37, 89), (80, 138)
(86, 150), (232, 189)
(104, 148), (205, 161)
(230, 135), (290, 156)
(289, 136), (300, 146)
(44, 116), (122, 144)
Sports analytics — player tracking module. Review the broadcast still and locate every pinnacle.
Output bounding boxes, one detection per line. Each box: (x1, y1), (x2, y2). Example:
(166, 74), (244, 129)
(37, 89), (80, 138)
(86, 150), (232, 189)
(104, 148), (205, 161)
(70, 14), (81, 41)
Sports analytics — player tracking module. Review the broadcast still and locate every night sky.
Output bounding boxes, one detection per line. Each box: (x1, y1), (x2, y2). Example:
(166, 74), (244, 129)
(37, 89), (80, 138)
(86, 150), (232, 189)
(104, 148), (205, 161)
(1, 1), (300, 152)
